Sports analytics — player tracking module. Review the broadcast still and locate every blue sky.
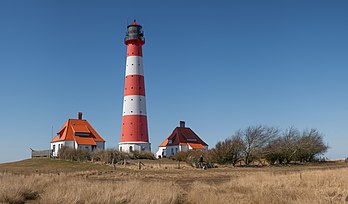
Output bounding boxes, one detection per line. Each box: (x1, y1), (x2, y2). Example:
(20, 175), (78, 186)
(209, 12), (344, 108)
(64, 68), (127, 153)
(0, 0), (347, 163)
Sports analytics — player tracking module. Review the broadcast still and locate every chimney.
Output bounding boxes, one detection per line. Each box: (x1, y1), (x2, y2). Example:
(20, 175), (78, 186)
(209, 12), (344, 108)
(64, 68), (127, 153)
(180, 121), (185, 128)
(78, 112), (83, 120)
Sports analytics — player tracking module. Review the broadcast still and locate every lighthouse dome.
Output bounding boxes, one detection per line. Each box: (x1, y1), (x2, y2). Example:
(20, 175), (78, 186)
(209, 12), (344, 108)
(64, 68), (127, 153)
(125, 20), (145, 44)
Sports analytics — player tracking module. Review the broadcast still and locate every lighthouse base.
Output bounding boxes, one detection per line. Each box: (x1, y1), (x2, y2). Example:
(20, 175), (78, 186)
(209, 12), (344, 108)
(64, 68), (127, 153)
(119, 142), (151, 153)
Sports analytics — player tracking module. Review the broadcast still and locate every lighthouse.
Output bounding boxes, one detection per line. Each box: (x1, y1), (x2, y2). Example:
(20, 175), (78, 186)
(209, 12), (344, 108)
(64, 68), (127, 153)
(119, 20), (151, 152)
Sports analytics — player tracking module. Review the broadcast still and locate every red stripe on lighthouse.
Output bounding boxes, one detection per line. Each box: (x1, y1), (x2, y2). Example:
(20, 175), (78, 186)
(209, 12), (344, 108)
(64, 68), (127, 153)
(124, 75), (146, 96)
(121, 115), (149, 142)
(127, 43), (143, 56)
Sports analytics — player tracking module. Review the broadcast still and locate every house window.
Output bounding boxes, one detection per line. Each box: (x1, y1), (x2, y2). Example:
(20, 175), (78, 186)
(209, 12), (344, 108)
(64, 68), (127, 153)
(168, 139), (172, 144)
(176, 147), (178, 153)
(75, 132), (90, 137)
(171, 148), (174, 155)
(53, 145), (56, 152)
(120, 147), (122, 151)
(129, 146), (133, 152)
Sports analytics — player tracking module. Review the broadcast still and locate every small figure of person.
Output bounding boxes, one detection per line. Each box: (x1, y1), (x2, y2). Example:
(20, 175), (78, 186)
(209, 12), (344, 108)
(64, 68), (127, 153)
(199, 155), (204, 169)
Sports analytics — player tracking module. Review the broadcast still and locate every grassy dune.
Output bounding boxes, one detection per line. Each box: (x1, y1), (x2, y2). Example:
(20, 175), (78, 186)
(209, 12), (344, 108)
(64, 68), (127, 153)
(1, 159), (348, 204)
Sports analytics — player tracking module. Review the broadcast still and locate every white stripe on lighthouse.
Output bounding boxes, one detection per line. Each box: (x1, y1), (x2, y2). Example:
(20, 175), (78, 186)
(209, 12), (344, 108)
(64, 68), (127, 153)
(126, 56), (144, 76)
(122, 95), (147, 116)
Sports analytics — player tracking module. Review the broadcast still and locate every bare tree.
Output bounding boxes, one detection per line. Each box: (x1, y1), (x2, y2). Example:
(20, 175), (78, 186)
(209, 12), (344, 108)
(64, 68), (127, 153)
(295, 128), (328, 162)
(264, 127), (300, 164)
(240, 125), (279, 165)
(213, 126), (328, 166)
(211, 135), (244, 166)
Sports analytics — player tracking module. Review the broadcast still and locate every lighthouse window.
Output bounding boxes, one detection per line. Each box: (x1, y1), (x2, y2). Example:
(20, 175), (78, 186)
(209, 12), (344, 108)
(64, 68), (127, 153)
(140, 111), (142, 113)
(131, 87), (133, 89)
(132, 64), (134, 66)
(140, 99), (142, 101)
(131, 99), (133, 101)
(131, 111), (133, 113)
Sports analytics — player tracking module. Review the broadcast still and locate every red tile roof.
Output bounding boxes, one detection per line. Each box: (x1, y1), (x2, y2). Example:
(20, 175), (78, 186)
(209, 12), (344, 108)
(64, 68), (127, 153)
(188, 143), (205, 149)
(159, 139), (168, 147)
(159, 126), (208, 148)
(72, 125), (90, 133)
(51, 118), (105, 145)
(74, 136), (97, 145)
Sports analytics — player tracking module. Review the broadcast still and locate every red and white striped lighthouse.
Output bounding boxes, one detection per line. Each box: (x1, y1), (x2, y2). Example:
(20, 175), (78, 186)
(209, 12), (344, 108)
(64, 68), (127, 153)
(119, 20), (151, 152)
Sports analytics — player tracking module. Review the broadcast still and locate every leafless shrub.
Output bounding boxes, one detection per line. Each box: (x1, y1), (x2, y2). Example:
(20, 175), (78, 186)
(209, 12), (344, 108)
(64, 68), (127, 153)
(238, 125), (279, 165)
(295, 128), (328, 162)
(264, 127), (301, 164)
(171, 150), (209, 165)
(215, 126), (328, 166)
(59, 147), (154, 163)
(91, 148), (126, 163)
(58, 146), (91, 162)
(210, 135), (244, 166)
(128, 150), (156, 160)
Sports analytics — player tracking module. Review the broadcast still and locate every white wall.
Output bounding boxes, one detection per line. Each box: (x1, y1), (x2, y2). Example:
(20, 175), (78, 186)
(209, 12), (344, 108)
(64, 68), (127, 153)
(51, 140), (105, 157)
(51, 141), (64, 157)
(119, 142), (151, 153)
(155, 147), (166, 158)
(96, 142), (105, 150)
(166, 145), (179, 157)
(163, 145), (208, 157)
(180, 145), (189, 151)
(77, 145), (92, 151)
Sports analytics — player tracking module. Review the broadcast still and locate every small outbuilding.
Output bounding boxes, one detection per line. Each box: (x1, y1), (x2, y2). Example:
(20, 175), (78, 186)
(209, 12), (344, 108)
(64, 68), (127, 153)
(50, 112), (105, 157)
(155, 121), (208, 158)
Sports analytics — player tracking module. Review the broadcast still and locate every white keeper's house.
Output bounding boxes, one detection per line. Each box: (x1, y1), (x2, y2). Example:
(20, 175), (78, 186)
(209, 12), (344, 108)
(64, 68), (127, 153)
(50, 112), (105, 157)
(156, 121), (208, 158)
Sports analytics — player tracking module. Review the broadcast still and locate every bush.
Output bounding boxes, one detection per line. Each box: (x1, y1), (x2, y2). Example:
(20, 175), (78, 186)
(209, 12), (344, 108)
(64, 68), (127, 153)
(59, 147), (154, 163)
(210, 135), (244, 166)
(128, 150), (156, 160)
(214, 126), (329, 166)
(58, 146), (91, 162)
(91, 149), (126, 164)
(171, 150), (210, 166)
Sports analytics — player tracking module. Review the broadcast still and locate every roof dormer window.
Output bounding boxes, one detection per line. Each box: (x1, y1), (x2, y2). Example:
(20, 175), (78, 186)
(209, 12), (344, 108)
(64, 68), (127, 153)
(75, 132), (91, 137)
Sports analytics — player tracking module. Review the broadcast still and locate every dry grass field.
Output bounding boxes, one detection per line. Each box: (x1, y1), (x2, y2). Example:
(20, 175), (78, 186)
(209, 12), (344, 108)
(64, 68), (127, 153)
(1, 158), (348, 204)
